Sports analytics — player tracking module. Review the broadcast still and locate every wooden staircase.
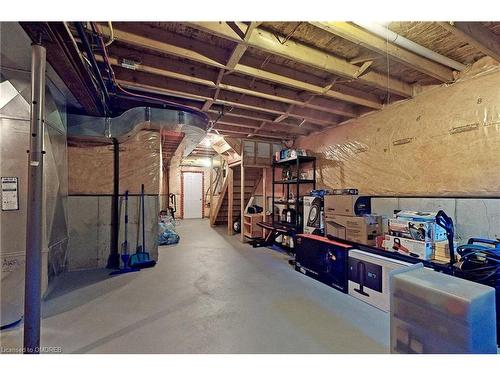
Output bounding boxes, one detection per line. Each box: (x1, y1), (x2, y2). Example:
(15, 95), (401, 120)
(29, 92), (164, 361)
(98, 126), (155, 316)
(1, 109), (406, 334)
(211, 166), (262, 232)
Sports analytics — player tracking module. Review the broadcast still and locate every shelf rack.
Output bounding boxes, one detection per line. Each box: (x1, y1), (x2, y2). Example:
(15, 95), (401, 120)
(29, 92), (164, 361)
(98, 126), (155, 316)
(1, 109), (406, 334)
(272, 155), (316, 237)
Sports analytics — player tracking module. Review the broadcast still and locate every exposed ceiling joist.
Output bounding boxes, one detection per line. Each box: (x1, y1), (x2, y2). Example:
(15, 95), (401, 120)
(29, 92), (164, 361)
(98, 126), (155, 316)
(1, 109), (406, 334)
(101, 52), (362, 119)
(113, 68), (342, 127)
(99, 24), (383, 110)
(350, 52), (383, 64)
(188, 22), (414, 97)
(20, 22), (104, 115)
(233, 64), (383, 109)
(207, 107), (323, 132)
(310, 22), (455, 82)
(99, 24), (227, 68)
(224, 22), (261, 69)
(214, 123), (292, 140)
(116, 79), (309, 138)
(209, 113), (310, 136)
(439, 22), (500, 63)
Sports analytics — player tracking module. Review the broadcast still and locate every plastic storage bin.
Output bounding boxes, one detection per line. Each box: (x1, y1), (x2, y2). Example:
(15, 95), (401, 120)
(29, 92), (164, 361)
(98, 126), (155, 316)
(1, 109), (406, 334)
(390, 266), (497, 353)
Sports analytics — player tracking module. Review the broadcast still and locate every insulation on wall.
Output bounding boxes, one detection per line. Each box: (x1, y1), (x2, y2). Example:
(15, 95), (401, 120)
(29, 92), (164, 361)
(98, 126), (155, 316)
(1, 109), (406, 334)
(68, 130), (161, 195)
(297, 61), (500, 196)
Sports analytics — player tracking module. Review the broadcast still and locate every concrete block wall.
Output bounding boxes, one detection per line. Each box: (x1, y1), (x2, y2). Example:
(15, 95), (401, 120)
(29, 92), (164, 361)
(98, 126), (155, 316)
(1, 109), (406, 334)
(371, 197), (500, 245)
(67, 195), (159, 271)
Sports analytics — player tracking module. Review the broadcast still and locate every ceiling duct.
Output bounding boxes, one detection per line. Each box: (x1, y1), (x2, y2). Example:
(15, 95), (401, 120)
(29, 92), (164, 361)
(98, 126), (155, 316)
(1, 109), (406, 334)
(68, 106), (209, 158)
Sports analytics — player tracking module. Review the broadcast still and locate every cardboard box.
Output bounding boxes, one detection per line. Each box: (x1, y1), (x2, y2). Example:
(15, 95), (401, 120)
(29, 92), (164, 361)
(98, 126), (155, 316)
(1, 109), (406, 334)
(325, 214), (382, 246)
(295, 234), (352, 293)
(433, 240), (459, 262)
(348, 250), (410, 312)
(393, 211), (447, 241)
(388, 218), (446, 242)
(382, 235), (433, 260)
(324, 195), (371, 217)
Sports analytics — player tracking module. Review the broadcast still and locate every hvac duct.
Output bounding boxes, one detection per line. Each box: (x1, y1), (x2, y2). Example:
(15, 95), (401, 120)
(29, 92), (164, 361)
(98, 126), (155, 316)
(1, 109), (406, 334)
(353, 22), (467, 72)
(68, 106), (208, 157)
(68, 106), (209, 271)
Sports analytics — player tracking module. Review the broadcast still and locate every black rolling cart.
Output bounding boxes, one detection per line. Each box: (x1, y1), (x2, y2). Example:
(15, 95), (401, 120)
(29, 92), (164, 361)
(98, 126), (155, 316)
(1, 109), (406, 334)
(271, 155), (316, 250)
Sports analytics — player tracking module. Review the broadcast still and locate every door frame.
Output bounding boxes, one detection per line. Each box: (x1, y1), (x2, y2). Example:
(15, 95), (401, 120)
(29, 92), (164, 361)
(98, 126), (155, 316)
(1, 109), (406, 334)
(180, 170), (205, 219)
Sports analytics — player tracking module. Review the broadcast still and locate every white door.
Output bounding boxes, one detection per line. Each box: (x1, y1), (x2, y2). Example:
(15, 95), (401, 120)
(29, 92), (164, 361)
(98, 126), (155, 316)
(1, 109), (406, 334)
(183, 172), (203, 219)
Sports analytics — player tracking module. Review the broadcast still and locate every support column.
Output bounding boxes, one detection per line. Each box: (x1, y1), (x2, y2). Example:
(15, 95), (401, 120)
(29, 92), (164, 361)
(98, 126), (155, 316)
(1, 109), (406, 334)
(262, 167), (267, 237)
(227, 167), (234, 235)
(209, 157), (214, 220)
(24, 42), (46, 354)
(240, 164), (245, 242)
(107, 138), (120, 269)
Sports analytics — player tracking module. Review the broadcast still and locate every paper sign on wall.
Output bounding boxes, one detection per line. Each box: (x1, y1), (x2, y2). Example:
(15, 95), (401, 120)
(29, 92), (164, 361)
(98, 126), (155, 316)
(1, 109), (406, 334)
(1, 177), (19, 211)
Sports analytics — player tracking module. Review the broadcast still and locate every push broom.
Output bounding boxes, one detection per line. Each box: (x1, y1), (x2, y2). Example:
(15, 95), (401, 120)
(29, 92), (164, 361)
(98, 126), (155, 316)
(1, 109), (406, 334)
(110, 190), (140, 275)
(129, 184), (157, 269)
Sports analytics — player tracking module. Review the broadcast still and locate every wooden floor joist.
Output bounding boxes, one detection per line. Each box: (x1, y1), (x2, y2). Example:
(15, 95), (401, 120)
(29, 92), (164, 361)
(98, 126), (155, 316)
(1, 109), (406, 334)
(97, 24), (384, 110)
(310, 22), (455, 82)
(99, 53), (361, 119)
(188, 22), (414, 97)
(84, 21), (497, 141)
(115, 73), (342, 127)
(439, 22), (500, 64)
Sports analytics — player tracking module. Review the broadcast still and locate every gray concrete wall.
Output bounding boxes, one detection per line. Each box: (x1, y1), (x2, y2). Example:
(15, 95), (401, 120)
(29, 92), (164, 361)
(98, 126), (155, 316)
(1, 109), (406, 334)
(67, 195), (159, 271)
(371, 197), (500, 245)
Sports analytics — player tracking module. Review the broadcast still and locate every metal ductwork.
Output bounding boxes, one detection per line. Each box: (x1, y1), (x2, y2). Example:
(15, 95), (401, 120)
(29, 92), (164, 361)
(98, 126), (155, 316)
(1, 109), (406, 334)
(68, 106), (209, 269)
(68, 106), (209, 157)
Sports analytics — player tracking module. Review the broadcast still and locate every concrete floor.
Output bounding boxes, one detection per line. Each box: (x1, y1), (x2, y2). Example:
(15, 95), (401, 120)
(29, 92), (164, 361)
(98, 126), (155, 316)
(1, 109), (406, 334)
(0, 219), (389, 353)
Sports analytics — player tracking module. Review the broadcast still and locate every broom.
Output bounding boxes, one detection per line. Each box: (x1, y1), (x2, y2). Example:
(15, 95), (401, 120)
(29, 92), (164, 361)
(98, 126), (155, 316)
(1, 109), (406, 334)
(129, 184), (157, 269)
(110, 190), (140, 275)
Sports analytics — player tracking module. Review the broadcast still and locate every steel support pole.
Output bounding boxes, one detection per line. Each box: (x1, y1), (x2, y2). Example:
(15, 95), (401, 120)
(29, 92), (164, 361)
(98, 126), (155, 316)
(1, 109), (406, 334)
(107, 138), (120, 269)
(23, 43), (46, 354)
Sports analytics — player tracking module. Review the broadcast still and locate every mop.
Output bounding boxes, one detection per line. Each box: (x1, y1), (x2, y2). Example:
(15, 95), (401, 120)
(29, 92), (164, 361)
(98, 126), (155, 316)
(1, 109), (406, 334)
(110, 190), (140, 275)
(129, 184), (157, 269)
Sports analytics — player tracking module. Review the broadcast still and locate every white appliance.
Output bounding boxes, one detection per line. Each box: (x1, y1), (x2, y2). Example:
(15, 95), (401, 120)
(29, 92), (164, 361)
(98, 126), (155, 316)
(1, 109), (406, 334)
(303, 196), (324, 235)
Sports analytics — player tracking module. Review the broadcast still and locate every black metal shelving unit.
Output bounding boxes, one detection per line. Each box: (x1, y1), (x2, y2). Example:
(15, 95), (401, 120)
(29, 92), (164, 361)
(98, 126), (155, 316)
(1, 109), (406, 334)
(272, 155), (316, 236)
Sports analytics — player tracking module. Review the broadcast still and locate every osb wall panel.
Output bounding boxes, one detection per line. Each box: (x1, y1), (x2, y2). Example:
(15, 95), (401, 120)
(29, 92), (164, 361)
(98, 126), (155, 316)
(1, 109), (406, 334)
(297, 66), (500, 196)
(68, 131), (160, 195)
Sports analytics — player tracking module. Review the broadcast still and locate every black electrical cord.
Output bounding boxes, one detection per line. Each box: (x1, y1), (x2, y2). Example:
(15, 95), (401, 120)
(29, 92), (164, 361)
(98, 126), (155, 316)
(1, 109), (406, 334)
(74, 22), (110, 115)
(91, 22), (209, 123)
(454, 244), (500, 284)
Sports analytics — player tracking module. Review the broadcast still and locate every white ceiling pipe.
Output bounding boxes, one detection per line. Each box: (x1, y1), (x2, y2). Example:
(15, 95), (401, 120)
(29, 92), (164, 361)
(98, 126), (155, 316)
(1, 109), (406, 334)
(354, 22), (467, 71)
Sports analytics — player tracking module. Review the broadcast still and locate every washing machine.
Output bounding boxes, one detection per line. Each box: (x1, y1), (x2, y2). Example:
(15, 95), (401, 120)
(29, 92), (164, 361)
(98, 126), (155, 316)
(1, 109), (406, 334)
(303, 196), (324, 235)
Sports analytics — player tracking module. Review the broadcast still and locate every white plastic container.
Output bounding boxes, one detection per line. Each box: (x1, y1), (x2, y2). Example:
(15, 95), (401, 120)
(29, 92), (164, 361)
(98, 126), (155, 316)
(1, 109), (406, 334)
(390, 267), (497, 353)
(1, 251), (25, 327)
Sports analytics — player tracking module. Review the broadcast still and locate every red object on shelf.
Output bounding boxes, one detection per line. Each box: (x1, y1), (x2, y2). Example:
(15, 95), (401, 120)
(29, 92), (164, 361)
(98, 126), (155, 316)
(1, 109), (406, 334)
(375, 235), (385, 249)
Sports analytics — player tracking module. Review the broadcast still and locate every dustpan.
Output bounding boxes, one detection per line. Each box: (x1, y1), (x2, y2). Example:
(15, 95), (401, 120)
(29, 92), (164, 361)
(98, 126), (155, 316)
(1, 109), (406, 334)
(130, 184), (157, 269)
